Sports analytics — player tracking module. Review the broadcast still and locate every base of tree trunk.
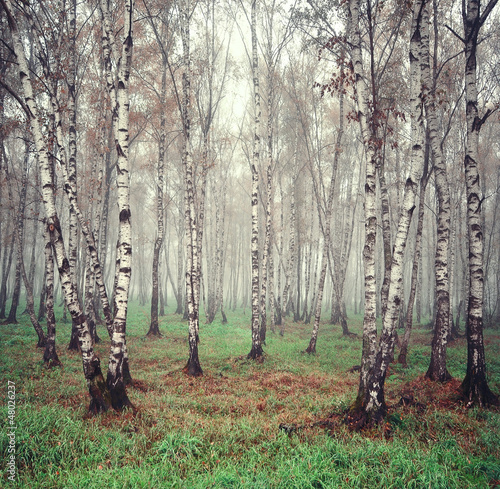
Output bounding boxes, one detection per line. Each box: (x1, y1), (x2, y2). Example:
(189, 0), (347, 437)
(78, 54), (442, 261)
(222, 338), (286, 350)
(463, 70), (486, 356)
(460, 372), (499, 408)
(184, 358), (203, 376)
(397, 349), (408, 368)
(87, 372), (112, 415)
(425, 367), (452, 383)
(247, 344), (264, 361)
(304, 339), (316, 354)
(146, 325), (163, 337)
(4, 316), (18, 325)
(43, 347), (62, 368)
(44, 356), (62, 368)
(108, 379), (135, 412)
(221, 310), (227, 324)
(345, 391), (387, 431)
(36, 336), (47, 348)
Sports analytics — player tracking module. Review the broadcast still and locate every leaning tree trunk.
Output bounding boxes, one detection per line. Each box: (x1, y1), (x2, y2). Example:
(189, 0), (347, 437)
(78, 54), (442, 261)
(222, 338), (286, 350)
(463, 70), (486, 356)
(399, 142), (429, 366)
(6, 161), (45, 346)
(460, 0), (499, 407)
(305, 90), (344, 353)
(6, 149), (29, 325)
(349, 0), (425, 427)
(248, 0), (263, 361)
(2, 0), (111, 413)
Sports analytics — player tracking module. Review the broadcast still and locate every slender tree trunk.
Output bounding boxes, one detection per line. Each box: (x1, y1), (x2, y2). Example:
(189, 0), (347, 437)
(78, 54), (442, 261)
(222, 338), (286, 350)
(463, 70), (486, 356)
(43, 226), (61, 367)
(305, 91), (343, 352)
(148, 60), (167, 337)
(248, 0), (263, 360)
(399, 141), (429, 366)
(422, 2), (452, 382)
(180, 0), (203, 376)
(6, 149), (28, 325)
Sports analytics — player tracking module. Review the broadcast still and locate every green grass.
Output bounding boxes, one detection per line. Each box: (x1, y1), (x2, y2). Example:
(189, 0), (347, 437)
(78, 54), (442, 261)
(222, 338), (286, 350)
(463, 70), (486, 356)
(0, 302), (499, 488)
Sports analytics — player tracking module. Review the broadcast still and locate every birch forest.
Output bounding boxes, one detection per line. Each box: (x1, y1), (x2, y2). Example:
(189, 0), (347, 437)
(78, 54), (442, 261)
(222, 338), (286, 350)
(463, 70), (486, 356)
(1, 0), (500, 486)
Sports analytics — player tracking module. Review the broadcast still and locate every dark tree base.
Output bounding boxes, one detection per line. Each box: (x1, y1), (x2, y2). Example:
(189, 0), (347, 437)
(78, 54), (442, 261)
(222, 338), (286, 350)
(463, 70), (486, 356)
(184, 359), (203, 377)
(425, 368), (452, 383)
(36, 336), (47, 348)
(345, 393), (387, 431)
(87, 373), (112, 416)
(123, 358), (133, 386)
(461, 373), (499, 408)
(44, 356), (62, 368)
(108, 381), (136, 413)
(397, 349), (408, 368)
(146, 326), (163, 337)
(221, 310), (228, 324)
(68, 323), (80, 351)
(304, 339), (316, 354)
(247, 345), (264, 361)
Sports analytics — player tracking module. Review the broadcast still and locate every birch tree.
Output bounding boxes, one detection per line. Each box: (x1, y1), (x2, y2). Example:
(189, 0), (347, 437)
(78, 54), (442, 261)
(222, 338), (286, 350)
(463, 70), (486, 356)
(179, 0), (203, 376)
(460, 0), (499, 406)
(349, 0), (426, 426)
(248, 0), (264, 360)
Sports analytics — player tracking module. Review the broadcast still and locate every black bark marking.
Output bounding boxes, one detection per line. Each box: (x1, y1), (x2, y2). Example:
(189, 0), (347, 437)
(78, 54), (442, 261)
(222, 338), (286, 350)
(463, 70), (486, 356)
(119, 209), (131, 222)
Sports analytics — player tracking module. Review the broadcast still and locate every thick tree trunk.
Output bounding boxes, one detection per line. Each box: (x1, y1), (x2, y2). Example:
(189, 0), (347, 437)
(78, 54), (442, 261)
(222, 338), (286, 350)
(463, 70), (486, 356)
(460, 0), (499, 407)
(349, 0), (379, 410)
(100, 0), (135, 406)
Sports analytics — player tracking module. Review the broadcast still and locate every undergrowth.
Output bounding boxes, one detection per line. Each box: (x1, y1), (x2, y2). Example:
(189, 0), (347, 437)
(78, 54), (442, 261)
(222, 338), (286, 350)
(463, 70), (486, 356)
(0, 302), (499, 488)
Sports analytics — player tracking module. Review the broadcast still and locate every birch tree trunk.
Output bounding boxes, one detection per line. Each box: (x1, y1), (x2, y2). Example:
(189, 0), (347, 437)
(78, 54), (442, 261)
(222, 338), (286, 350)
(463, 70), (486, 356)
(421, 2), (452, 382)
(248, 0), (263, 360)
(148, 59), (167, 337)
(349, 0), (379, 405)
(180, 0), (203, 376)
(67, 0), (80, 351)
(5, 149), (28, 325)
(349, 0), (425, 426)
(103, 0), (135, 406)
(43, 226), (61, 367)
(460, 0), (499, 407)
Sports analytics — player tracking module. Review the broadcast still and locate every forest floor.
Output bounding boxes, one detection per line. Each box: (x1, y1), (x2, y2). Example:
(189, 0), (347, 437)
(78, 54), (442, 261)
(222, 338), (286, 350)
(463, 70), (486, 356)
(0, 303), (499, 488)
